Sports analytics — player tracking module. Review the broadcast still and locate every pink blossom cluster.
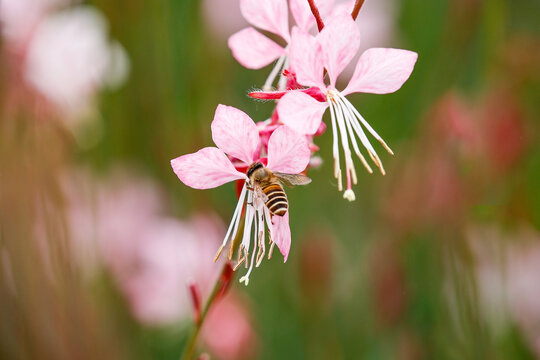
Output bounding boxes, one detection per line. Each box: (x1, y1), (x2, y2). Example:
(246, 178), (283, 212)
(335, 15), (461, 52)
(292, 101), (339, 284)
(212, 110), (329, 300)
(171, 0), (418, 284)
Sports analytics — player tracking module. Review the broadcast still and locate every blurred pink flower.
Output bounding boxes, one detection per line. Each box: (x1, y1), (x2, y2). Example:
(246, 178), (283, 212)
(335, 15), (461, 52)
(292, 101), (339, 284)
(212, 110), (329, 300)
(61, 169), (261, 360)
(474, 90), (527, 174)
(122, 216), (223, 325)
(381, 93), (469, 233)
(171, 105), (311, 284)
(63, 170), (223, 325)
(202, 0), (247, 41)
(0, 0), (65, 47)
(275, 15), (417, 199)
(64, 171), (164, 277)
(202, 294), (259, 360)
(23, 6), (129, 118)
(505, 237), (540, 357)
(470, 225), (540, 356)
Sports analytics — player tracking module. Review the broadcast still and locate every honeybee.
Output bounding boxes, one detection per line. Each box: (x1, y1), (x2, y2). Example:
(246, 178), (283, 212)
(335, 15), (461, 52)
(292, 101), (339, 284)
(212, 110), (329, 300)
(246, 162), (311, 216)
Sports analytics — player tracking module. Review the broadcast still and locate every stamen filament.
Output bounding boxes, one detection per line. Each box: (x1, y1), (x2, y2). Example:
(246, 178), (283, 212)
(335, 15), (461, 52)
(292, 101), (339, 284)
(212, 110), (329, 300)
(241, 190), (255, 253)
(268, 241), (275, 260)
(328, 99), (343, 191)
(335, 95), (385, 175)
(338, 97), (373, 174)
(234, 256), (245, 271)
(239, 225), (258, 286)
(256, 210), (266, 267)
(263, 55), (286, 91)
(333, 98), (357, 189)
(215, 184), (247, 261)
(339, 93), (394, 155)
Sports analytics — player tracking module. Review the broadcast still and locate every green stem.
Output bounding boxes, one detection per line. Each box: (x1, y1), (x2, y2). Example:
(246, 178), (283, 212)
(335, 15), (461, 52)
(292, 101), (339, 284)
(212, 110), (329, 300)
(179, 261), (232, 360)
(179, 218), (244, 360)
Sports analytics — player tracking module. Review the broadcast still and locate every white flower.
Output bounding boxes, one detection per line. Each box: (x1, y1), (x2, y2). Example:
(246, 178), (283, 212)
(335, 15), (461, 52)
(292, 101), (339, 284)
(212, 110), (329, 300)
(24, 6), (129, 117)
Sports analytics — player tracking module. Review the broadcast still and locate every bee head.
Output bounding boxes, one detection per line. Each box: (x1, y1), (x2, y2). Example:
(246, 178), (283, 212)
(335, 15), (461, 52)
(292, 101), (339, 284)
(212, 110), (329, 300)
(246, 162), (266, 180)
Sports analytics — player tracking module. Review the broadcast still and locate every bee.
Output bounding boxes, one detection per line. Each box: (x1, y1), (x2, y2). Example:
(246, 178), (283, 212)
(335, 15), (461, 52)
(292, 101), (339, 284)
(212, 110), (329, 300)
(246, 162), (311, 216)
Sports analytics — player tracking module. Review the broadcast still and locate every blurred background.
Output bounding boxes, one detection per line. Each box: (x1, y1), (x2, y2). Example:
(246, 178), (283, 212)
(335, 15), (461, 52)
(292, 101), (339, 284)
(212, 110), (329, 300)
(1, 0), (539, 359)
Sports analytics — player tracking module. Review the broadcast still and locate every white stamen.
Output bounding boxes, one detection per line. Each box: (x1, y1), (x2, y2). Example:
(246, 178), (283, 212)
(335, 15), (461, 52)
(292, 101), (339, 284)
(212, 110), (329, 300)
(332, 98), (357, 187)
(343, 189), (356, 202)
(328, 100), (342, 191)
(263, 207), (276, 260)
(256, 210), (266, 267)
(233, 254), (245, 271)
(239, 224), (258, 286)
(215, 183), (247, 261)
(335, 94), (386, 175)
(268, 241), (275, 259)
(338, 93), (394, 155)
(337, 97), (373, 174)
(241, 190), (255, 253)
(263, 55), (286, 91)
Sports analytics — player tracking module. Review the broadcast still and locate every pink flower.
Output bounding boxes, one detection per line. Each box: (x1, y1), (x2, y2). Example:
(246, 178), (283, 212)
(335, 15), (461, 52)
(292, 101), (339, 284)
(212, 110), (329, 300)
(123, 216), (223, 325)
(276, 15), (417, 200)
(228, 0), (334, 90)
(171, 105), (310, 285)
(62, 169), (226, 325)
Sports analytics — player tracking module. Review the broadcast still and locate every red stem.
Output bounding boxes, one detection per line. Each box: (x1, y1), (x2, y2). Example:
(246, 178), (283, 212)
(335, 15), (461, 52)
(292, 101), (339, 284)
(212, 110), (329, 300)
(351, 0), (366, 20)
(306, 0), (325, 31)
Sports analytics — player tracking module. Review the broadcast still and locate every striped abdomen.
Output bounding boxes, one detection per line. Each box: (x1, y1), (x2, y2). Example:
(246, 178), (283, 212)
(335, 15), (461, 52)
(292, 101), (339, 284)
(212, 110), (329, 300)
(262, 184), (288, 216)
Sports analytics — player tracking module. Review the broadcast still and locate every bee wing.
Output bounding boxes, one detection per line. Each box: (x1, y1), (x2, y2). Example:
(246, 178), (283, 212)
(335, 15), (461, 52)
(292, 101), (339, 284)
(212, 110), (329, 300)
(274, 172), (312, 187)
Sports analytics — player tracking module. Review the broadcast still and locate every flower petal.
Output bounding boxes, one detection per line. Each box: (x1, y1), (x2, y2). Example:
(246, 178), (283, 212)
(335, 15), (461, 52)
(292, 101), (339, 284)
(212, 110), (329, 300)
(240, 0), (289, 41)
(267, 126), (311, 174)
(342, 48), (418, 95)
(277, 91), (328, 135)
(289, 0), (335, 32)
(317, 14), (360, 86)
(228, 27), (286, 69)
(271, 212), (291, 262)
(289, 27), (324, 88)
(211, 104), (260, 164)
(171, 147), (245, 189)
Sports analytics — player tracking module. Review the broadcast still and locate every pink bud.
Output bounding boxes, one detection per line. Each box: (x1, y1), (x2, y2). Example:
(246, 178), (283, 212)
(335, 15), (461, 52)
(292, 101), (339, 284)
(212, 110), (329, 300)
(189, 282), (202, 324)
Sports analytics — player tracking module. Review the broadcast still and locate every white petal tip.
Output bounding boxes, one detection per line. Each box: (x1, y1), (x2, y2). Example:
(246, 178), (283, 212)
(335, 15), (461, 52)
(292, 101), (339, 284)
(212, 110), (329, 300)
(343, 189), (356, 202)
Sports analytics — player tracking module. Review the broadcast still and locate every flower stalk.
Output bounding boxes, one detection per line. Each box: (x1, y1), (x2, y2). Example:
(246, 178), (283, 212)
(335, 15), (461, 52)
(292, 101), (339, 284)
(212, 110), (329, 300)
(306, 0), (325, 31)
(180, 218), (243, 360)
(180, 261), (236, 360)
(351, 0), (366, 20)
